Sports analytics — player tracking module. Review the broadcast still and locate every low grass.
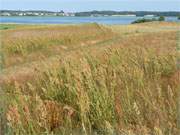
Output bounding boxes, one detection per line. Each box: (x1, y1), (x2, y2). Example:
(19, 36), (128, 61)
(0, 24), (17, 30)
(0, 22), (180, 135)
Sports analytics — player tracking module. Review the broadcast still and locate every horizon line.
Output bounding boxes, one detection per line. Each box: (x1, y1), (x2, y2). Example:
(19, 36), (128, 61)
(1, 9), (180, 12)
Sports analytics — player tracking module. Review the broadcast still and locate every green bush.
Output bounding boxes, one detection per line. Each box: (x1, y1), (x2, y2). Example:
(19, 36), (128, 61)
(158, 16), (165, 21)
(132, 18), (157, 24)
(132, 16), (165, 24)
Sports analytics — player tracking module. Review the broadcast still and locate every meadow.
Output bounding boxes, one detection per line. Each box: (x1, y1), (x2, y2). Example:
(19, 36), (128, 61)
(0, 22), (180, 135)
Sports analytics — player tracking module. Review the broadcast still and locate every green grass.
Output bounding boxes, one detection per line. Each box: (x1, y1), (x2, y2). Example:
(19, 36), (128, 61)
(0, 24), (17, 30)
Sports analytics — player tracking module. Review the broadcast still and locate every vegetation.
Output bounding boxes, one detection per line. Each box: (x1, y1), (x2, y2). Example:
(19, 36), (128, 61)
(2, 10), (179, 17)
(132, 16), (165, 24)
(158, 16), (165, 21)
(0, 24), (16, 30)
(75, 11), (180, 17)
(131, 18), (157, 24)
(0, 22), (180, 135)
(178, 16), (180, 20)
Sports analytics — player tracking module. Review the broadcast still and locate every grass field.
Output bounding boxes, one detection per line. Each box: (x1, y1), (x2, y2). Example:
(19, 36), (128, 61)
(0, 22), (180, 135)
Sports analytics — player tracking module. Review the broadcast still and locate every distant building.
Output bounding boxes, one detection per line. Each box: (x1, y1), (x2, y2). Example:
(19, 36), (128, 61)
(144, 15), (155, 17)
(112, 14), (136, 17)
(68, 13), (75, 16)
(26, 12), (33, 16)
(19, 13), (23, 16)
(1, 12), (11, 16)
(40, 13), (44, 16)
(34, 13), (39, 16)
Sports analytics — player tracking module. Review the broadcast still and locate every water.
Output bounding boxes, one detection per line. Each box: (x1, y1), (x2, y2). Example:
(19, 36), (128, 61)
(0, 16), (179, 25)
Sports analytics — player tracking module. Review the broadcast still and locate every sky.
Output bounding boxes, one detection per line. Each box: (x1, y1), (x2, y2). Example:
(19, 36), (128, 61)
(1, 0), (180, 12)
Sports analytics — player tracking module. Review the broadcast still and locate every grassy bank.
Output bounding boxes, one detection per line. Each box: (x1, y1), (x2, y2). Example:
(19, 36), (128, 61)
(0, 22), (180, 135)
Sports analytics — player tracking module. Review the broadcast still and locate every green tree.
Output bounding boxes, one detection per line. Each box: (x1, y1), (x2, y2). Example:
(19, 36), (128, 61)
(158, 16), (165, 21)
(178, 16), (180, 20)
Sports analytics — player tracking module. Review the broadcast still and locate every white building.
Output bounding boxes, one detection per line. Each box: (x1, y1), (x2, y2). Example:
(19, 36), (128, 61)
(1, 12), (11, 16)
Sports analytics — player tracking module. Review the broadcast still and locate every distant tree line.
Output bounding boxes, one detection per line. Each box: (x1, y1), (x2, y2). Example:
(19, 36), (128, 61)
(1, 10), (180, 17)
(75, 11), (180, 17)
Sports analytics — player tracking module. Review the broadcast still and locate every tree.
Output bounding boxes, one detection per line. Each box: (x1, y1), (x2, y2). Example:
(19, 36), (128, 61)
(178, 16), (180, 20)
(158, 16), (165, 21)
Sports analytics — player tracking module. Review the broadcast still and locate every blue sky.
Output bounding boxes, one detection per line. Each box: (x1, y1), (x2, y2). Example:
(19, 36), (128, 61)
(1, 0), (180, 12)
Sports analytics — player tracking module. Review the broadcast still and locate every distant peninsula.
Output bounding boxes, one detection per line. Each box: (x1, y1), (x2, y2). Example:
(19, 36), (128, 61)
(0, 10), (180, 17)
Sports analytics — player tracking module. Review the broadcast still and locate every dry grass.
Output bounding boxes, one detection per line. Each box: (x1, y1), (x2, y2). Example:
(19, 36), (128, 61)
(1, 22), (180, 135)
(1, 23), (115, 68)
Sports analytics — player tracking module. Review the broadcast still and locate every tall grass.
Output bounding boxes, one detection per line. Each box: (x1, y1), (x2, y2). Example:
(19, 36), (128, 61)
(1, 22), (180, 135)
(2, 44), (179, 135)
(1, 23), (115, 67)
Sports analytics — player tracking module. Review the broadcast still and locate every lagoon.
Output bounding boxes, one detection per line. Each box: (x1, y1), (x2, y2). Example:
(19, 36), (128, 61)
(0, 16), (179, 25)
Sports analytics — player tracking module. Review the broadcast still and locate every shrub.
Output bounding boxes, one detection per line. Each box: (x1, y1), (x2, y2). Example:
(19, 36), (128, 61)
(178, 16), (180, 20)
(158, 16), (165, 21)
(132, 18), (157, 24)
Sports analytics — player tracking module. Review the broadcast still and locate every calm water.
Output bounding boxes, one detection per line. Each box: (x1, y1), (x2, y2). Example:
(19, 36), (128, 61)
(0, 16), (179, 25)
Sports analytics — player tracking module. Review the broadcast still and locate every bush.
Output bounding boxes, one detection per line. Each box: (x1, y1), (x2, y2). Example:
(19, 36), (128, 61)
(132, 16), (165, 24)
(132, 18), (157, 24)
(158, 16), (165, 21)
